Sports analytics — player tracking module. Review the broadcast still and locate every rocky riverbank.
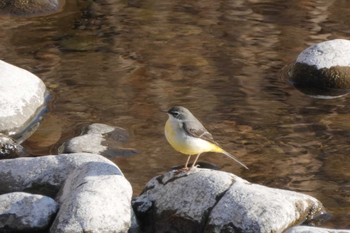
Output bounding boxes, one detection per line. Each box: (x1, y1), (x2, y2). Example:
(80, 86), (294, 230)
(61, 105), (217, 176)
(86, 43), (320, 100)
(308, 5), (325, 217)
(1, 39), (350, 232)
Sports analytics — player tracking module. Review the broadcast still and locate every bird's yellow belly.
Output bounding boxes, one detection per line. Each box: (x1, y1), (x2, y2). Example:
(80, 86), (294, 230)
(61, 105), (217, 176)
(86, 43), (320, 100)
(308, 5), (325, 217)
(165, 120), (218, 155)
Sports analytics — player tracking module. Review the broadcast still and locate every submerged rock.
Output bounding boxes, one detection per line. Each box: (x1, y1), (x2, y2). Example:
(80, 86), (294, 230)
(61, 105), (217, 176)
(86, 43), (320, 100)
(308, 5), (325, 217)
(0, 192), (58, 232)
(0, 0), (65, 16)
(0, 60), (48, 143)
(288, 39), (350, 98)
(133, 169), (324, 233)
(0, 153), (138, 233)
(60, 123), (137, 158)
(285, 226), (350, 233)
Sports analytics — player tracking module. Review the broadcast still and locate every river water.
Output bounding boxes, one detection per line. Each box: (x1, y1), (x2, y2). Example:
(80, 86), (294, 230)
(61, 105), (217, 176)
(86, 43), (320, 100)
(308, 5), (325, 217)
(1, 0), (349, 228)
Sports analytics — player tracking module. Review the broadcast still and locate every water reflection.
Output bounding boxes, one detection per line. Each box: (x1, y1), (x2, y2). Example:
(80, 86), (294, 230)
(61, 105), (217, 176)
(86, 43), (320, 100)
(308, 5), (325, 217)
(1, 0), (350, 228)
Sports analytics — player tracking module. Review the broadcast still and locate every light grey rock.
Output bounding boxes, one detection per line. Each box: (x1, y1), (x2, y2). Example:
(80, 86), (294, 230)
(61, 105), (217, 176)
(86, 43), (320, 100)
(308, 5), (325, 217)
(0, 60), (47, 140)
(0, 192), (58, 232)
(285, 226), (350, 233)
(0, 153), (137, 233)
(288, 39), (350, 98)
(0, 153), (112, 195)
(134, 168), (234, 233)
(206, 177), (323, 233)
(51, 161), (133, 233)
(0, 0), (65, 16)
(133, 169), (324, 233)
(60, 123), (137, 158)
(296, 39), (350, 69)
(62, 133), (107, 154)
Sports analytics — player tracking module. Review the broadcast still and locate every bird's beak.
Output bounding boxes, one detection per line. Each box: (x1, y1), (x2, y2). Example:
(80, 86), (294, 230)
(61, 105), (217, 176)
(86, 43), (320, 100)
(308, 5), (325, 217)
(160, 109), (168, 114)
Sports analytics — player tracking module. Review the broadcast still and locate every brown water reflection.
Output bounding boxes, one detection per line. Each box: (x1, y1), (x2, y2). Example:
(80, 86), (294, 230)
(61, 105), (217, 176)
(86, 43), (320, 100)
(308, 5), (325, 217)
(1, 0), (350, 228)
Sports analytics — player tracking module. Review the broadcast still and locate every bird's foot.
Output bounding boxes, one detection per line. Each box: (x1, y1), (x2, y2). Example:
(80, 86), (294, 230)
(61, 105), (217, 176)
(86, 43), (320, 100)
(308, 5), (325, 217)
(174, 167), (190, 174)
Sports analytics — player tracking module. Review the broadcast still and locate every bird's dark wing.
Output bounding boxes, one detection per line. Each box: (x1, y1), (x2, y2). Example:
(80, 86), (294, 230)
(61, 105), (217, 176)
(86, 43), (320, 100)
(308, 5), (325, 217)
(182, 120), (219, 145)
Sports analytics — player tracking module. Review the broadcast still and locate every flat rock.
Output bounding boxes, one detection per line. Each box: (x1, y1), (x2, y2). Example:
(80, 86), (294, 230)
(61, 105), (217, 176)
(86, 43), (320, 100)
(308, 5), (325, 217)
(60, 123), (137, 158)
(0, 192), (58, 232)
(0, 60), (47, 141)
(285, 226), (350, 233)
(133, 169), (324, 233)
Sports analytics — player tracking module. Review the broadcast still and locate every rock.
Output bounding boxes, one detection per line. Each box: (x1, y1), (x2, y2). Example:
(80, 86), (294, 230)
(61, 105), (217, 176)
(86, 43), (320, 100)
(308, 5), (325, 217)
(285, 226), (350, 233)
(0, 60), (48, 142)
(60, 123), (137, 158)
(134, 169), (234, 233)
(0, 153), (138, 232)
(133, 169), (324, 233)
(51, 161), (134, 233)
(0, 0), (65, 16)
(0, 153), (102, 196)
(288, 39), (350, 98)
(0, 192), (58, 232)
(0, 134), (27, 159)
(205, 180), (322, 233)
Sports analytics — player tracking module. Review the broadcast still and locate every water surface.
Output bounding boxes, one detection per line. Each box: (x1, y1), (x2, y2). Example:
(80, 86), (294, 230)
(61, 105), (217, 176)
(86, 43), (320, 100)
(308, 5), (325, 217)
(1, 0), (350, 228)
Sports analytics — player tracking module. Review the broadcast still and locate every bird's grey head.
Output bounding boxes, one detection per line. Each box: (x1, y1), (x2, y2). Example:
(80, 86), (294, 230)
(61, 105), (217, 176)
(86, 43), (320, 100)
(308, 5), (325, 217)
(167, 106), (192, 120)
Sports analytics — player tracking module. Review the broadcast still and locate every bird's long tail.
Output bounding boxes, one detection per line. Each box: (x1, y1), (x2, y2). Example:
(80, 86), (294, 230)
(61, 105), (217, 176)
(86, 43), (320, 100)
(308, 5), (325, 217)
(221, 149), (249, 170)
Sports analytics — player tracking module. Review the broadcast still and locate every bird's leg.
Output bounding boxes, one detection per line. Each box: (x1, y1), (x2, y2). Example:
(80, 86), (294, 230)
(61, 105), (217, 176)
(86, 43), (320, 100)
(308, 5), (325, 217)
(176, 155), (191, 174)
(184, 155), (191, 169)
(191, 153), (202, 169)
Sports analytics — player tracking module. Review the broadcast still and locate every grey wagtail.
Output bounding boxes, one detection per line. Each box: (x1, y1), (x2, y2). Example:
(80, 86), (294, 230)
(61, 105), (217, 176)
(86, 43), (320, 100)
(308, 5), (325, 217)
(164, 106), (248, 170)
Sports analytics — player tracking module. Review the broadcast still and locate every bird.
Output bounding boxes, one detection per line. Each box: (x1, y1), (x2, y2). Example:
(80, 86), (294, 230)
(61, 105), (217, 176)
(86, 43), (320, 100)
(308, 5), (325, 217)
(164, 106), (248, 170)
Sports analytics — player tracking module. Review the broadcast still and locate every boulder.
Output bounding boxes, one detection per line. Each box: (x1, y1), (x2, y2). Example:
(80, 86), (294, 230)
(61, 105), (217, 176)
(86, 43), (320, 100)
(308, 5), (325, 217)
(0, 153), (138, 233)
(285, 226), (350, 233)
(51, 161), (133, 233)
(133, 169), (324, 233)
(0, 192), (58, 232)
(0, 60), (48, 142)
(288, 39), (350, 98)
(60, 123), (137, 158)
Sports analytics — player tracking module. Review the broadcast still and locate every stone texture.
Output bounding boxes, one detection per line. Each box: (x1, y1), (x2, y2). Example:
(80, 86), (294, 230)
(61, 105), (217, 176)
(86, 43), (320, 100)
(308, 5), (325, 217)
(0, 153), (138, 233)
(0, 60), (47, 139)
(0, 153), (107, 196)
(133, 169), (324, 233)
(206, 178), (322, 232)
(285, 226), (350, 233)
(0, 192), (58, 232)
(0, 0), (65, 16)
(51, 161), (133, 233)
(296, 39), (350, 69)
(0, 134), (26, 159)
